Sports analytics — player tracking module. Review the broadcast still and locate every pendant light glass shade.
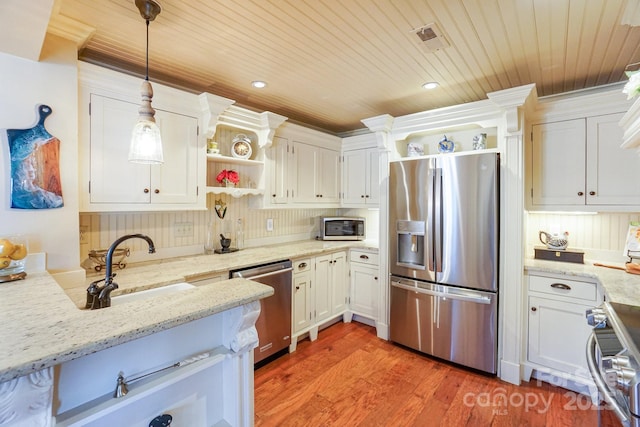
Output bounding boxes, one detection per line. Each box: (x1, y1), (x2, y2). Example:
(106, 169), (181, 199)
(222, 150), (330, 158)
(129, 119), (163, 163)
(129, 0), (163, 164)
(129, 79), (163, 164)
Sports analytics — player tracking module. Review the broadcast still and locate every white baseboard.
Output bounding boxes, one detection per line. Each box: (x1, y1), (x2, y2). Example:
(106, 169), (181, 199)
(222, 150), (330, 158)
(499, 359), (521, 385)
(375, 322), (389, 340)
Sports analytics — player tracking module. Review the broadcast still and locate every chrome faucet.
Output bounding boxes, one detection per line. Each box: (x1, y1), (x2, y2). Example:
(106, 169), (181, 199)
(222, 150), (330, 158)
(86, 234), (156, 310)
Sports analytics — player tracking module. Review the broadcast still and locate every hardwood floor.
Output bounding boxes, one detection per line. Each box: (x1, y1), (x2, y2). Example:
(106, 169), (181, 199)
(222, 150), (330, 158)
(254, 321), (621, 427)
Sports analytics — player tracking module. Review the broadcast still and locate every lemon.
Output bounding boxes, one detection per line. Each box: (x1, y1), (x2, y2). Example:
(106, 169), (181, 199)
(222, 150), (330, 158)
(0, 257), (11, 269)
(0, 239), (15, 257)
(9, 244), (27, 260)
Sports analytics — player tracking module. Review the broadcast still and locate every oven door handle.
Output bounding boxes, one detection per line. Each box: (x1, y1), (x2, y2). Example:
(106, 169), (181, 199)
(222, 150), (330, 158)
(586, 332), (630, 424)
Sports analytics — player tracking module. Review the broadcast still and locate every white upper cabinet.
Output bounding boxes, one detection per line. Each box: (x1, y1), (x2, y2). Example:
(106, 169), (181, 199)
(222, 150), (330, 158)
(89, 96), (199, 206)
(528, 87), (638, 211)
(530, 112), (640, 210)
(292, 142), (340, 204)
(341, 133), (379, 207)
(79, 63), (203, 212)
(266, 135), (292, 204)
(342, 148), (379, 206)
(259, 123), (341, 208)
(586, 113), (640, 205)
(531, 119), (586, 207)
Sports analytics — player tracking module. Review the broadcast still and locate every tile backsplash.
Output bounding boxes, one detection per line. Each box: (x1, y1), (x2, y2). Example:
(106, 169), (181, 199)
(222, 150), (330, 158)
(526, 212), (640, 262)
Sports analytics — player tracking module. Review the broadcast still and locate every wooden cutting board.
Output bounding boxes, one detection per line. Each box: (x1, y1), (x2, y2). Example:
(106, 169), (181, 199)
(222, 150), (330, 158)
(594, 262), (640, 275)
(6, 105), (63, 209)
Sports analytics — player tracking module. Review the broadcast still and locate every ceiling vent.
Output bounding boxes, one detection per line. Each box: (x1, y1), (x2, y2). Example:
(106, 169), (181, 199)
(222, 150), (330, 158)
(414, 23), (450, 52)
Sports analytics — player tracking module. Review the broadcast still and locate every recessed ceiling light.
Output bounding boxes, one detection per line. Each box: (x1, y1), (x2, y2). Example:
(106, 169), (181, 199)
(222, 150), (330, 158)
(422, 82), (439, 90)
(252, 81), (267, 89)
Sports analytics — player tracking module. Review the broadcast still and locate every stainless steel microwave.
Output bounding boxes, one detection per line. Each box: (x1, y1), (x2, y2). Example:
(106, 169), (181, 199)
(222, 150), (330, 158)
(319, 217), (365, 241)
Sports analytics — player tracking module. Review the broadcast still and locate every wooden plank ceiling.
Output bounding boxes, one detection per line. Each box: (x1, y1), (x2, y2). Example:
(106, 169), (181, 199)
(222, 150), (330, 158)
(51, 0), (640, 134)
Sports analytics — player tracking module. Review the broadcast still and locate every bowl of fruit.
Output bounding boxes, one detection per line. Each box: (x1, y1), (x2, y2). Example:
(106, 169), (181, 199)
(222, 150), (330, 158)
(0, 236), (28, 281)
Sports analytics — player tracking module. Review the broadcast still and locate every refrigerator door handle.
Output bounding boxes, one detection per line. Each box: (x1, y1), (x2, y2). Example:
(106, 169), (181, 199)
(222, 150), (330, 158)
(427, 168), (435, 272)
(391, 280), (492, 305)
(433, 168), (443, 273)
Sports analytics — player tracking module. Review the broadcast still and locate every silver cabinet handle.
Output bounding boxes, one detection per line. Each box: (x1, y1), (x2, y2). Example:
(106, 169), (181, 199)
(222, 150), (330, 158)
(238, 267), (293, 280)
(550, 283), (571, 291)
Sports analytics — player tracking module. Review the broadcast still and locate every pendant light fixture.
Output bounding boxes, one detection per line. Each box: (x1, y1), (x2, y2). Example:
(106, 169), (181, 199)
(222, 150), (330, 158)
(129, 0), (163, 164)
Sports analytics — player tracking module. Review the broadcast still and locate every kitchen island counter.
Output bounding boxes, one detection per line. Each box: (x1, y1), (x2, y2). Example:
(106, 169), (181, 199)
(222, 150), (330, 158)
(525, 258), (640, 307)
(0, 239), (377, 383)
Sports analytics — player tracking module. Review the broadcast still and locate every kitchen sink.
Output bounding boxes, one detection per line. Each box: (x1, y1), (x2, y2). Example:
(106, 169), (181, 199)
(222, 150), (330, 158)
(110, 282), (196, 306)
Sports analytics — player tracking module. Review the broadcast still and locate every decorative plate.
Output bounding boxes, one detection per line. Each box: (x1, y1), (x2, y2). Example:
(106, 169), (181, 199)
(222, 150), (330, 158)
(231, 134), (252, 159)
(437, 135), (455, 153)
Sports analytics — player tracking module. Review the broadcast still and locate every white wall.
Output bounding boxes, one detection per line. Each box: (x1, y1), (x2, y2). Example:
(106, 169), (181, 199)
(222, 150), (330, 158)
(0, 34), (80, 273)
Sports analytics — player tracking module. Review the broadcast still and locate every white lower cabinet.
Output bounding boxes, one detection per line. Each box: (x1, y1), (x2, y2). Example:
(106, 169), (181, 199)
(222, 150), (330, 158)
(290, 251), (348, 351)
(524, 272), (603, 392)
(348, 249), (379, 321)
(292, 258), (313, 334)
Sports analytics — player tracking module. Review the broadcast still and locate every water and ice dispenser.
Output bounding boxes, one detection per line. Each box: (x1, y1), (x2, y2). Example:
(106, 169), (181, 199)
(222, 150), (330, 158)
(396, 220), (426, 270)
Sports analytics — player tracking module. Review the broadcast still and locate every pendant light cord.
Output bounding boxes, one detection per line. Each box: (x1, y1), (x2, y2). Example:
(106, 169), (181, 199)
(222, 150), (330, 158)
(145, 19), (150, 81)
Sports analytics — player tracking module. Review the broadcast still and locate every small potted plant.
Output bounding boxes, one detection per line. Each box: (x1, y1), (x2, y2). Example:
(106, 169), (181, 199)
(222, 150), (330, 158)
(216, 169), (240, 187)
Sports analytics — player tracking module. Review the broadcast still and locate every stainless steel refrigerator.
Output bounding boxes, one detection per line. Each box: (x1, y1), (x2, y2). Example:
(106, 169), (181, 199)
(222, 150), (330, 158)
(389, 151), (499, 374)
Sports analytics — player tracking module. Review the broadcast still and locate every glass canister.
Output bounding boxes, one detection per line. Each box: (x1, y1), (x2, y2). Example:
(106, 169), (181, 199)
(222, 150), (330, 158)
(0, 235), (28, 281)
(235, 218), (245, 250)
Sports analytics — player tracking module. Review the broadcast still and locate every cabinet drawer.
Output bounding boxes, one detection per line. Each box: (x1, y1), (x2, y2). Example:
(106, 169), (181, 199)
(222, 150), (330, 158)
(528, 274), (597, 302)
(350, 250), (378, 266)
(293, 258), (312, 274)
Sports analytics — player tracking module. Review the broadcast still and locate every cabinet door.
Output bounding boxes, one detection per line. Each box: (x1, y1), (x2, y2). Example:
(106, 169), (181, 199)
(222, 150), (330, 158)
(586, 113), (640, 205)
(314, 254), (332, 322)
(150, 109), (199, 204)
(350, 263), (377, 318)
(267, 136), (291, 204)
(342, 150), (368, 204)
(531, 119), (586, 206)
(292, 142), (340, 204)
(89, 94), (150, 204)
(367, 149), (380, 205)
(318, 147), (340, 203)
(528, 295), (593, 378)
(292, 272), (312, 334)
(292, 141), (317, 203)
(330, 251), (348, 315)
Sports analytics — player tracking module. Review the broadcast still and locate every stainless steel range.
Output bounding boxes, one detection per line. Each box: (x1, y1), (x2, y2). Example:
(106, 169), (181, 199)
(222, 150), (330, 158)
(586, 302), (640, 426)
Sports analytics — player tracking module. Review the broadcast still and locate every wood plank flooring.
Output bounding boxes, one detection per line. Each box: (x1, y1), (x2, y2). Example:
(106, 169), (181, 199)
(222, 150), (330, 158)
(254, 321), (622, 427)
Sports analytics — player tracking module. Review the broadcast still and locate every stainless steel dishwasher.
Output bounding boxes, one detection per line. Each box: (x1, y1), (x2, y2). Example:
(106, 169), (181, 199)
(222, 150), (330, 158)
(230, 260), (293, 364)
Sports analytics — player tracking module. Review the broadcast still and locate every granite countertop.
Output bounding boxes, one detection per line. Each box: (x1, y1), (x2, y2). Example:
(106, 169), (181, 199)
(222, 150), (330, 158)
(0, 239), (378, 383)
(524, 258), (640, 306)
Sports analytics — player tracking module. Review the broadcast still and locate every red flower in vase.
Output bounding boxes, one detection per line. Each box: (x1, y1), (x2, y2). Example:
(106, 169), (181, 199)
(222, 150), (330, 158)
(216, 169), (240, 185)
